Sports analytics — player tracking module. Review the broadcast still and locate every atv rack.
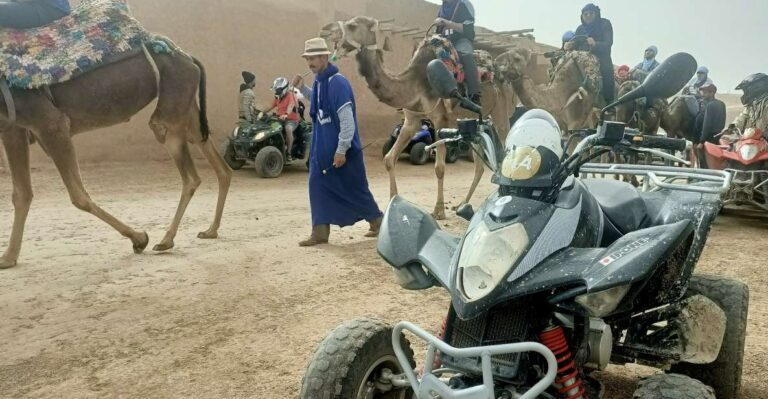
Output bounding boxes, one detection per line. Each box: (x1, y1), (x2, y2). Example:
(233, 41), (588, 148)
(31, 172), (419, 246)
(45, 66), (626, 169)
(392, 321), (557, 399)
(578, 164), (732, 194)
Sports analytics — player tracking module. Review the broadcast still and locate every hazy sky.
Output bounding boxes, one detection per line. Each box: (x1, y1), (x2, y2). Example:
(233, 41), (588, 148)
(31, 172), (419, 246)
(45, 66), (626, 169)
(425, 0), (767, 93)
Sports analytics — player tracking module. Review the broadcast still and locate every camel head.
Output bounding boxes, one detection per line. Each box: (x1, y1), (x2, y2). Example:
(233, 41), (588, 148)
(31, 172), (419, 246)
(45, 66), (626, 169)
(319, 16), (392, 59)
(495, 48), (532, 82)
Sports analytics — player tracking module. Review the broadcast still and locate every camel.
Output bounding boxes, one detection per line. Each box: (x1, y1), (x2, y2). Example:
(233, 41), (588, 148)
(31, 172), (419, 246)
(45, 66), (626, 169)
(0, 42), (232, 269)
(660, 96), (699, 166)
(615, 79), (664, 135)
(320, 16), (513, 219)
(494, 48), (602, 131)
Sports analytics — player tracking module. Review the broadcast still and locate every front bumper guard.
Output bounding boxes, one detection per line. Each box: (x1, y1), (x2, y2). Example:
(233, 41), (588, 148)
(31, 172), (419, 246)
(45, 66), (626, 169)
(392, 321), (557, 399)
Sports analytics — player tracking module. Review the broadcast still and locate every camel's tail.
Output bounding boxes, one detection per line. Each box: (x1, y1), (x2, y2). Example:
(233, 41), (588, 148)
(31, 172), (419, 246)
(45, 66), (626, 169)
(192, 56), (211, 142)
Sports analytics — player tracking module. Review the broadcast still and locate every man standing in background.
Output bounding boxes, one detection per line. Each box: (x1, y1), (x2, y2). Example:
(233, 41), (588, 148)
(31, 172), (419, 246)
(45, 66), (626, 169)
(292, 38), (383, 247)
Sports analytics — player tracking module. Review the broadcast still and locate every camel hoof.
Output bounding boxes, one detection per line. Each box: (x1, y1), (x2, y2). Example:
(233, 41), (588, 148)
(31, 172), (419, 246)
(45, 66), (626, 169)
(153, 241), (175, 252)
(0, 257), (17, 269)
(133, 232), (149, 254)
(197, 230), (218, 239)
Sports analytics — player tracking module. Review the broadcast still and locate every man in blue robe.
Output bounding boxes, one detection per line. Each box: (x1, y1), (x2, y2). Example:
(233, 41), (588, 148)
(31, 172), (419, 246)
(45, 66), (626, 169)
(292, 38), (383, 247)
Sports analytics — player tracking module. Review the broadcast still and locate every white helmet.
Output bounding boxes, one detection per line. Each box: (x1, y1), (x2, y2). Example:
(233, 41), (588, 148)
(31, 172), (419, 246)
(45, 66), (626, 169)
(499, 109), (564, 186)
(271, 77), (290, 98)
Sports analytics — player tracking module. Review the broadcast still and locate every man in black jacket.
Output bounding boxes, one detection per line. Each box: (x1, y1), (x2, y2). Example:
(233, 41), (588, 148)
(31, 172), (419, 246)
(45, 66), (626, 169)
(566, 3), (615, 105)
(695, 84), (726, 168)
(0, 0), (71, 29)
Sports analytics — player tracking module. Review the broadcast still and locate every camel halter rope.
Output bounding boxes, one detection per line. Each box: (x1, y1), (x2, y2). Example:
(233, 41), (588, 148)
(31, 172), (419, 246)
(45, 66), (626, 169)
(333, 20), (386, 58)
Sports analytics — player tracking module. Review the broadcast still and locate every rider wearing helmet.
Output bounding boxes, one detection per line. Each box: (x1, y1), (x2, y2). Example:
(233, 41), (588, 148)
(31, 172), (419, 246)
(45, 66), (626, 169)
(263, 77), (301, 162)
(494, 110), (564, 199)
(730, 73), (768, 135)
(0, 0), (71, 29)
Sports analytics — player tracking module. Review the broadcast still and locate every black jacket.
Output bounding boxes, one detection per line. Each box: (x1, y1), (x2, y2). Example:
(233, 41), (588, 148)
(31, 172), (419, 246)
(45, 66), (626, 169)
(574, 14), (613, 60)
(699, 99), (727, 144)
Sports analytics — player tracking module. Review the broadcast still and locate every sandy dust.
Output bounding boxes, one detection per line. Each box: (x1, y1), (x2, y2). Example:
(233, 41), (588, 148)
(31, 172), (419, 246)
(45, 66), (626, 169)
(0, 157), (766, 398)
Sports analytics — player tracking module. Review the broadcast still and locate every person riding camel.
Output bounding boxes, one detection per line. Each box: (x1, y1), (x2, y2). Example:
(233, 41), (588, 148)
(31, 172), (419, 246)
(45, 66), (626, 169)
(566, 3), (615, 105)
(434, 0), (481, 106)
(630, 45), (659, 82)
(615, 64), (630, 85)
(0, 0), (71, 29)
(262, 77), (301, 163)
(239, 71), (258, 126)
(729, 73), (768, 136)
(682, 66), (713, 96)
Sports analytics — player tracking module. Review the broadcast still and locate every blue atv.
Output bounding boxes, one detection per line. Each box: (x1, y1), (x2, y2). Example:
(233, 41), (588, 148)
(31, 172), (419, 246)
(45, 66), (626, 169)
(383, 119), (465, 165)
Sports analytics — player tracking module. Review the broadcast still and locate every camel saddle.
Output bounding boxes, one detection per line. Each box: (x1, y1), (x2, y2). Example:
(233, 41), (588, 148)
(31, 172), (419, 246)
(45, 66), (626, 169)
(0, 0), (157, 90)
(429, 35), (495, 86)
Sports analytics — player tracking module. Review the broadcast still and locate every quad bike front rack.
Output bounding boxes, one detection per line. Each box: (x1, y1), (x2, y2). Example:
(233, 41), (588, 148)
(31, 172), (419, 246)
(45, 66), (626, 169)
(724, 168), (768, 211)
(578, 164), (732, 195)
(392, 321), (557, 399)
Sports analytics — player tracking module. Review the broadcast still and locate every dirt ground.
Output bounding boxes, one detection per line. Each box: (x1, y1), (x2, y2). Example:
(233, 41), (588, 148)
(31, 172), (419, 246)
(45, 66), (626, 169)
(0, 157), (766, 398)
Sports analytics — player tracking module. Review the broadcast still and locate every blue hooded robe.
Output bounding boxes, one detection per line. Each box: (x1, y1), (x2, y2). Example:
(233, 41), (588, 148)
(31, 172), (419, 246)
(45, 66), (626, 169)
(308, 63), (382, 227)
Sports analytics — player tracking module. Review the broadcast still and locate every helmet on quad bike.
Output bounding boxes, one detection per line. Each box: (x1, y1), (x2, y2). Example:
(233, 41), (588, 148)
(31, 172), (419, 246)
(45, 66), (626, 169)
(735, 73), (768, 105)
(494, 110), (564, 198)
(271, 77), (290, 99)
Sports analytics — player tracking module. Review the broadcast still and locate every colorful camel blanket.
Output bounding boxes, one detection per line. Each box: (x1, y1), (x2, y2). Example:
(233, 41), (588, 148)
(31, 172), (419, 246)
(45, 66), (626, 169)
(429, 35), (495, 85)
(551, 51), (602, 98)
(0, 0), (163, 89)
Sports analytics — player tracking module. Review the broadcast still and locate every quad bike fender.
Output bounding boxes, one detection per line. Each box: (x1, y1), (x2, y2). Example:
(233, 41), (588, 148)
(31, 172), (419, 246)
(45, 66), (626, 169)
(672, 294), (727, 364)
(512, 220), (692, 300)
(377, 196), (460, 290)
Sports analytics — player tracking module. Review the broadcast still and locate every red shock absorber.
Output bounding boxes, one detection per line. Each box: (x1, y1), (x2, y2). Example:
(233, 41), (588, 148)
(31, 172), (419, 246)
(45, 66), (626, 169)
(432, 317), (447, 370)
(539, 326), (587, 399)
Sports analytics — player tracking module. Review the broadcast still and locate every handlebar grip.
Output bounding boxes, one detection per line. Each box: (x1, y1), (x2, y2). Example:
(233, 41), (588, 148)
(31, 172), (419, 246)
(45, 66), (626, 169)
(437, 128), (460, 139)
(627, 134), (688, 152)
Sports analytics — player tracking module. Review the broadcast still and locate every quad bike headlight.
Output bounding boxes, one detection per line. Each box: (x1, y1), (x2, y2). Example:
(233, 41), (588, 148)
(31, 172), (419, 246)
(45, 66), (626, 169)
(740, 144), (759, 161)
(252, 132), (266, 142)
(575, 285), (631, 318)
(457, 221), (529, 301)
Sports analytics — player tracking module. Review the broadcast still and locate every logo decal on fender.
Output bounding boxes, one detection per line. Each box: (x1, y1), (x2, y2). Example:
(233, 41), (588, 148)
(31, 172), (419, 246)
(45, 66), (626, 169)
(599, 237), (651, 266)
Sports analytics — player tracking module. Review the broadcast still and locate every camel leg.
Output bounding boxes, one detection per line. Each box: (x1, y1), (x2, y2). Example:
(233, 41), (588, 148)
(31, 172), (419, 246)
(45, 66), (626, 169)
(384, 114), (420, 198)
(432, 141), (447, 220)
(196, 138), (232, 239)
(0, 129), (33, 268)
(152, 133), (201, 251)
(35, 123), (149, 254)
(454, 143), (484, 210)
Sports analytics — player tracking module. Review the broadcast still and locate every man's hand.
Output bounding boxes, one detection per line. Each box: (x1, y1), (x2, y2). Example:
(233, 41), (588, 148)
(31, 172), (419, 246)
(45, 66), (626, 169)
(587, 38), (596, 48)
(333, 153), (346, 168)
(564, 42), (575, 51)
(279, 115), (287, 121)
(292, 74), (304, 88)
(696, 143), (704, 150)
(434, 17), (448, 28)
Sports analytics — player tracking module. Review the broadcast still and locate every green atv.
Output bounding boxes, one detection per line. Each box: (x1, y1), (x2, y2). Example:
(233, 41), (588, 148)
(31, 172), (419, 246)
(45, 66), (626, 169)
(221, 114), (312, 178)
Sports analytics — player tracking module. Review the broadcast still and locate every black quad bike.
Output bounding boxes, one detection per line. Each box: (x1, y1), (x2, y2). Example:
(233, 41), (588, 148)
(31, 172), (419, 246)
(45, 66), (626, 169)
(221, 113), (312, 178)
(300, 54), (748, 399)
(383, 119), (471, 165)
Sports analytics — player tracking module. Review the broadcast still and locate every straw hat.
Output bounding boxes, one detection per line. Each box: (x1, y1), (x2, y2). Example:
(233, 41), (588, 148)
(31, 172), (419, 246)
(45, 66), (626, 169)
(302, 37), (332, 57)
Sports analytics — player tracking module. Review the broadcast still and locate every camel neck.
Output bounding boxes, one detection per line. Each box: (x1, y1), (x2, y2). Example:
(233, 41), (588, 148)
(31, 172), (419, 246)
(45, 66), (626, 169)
(355, 47), (432, 111)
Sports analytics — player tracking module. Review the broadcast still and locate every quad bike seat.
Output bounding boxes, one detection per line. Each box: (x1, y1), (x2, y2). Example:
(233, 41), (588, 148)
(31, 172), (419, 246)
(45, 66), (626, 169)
(583, 179), (648, 234)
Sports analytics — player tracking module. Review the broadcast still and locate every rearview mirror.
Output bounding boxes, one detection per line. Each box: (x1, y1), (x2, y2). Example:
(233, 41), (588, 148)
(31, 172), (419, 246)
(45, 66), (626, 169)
(427, 59), (458, 99)
(606, 52), (697, 110)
